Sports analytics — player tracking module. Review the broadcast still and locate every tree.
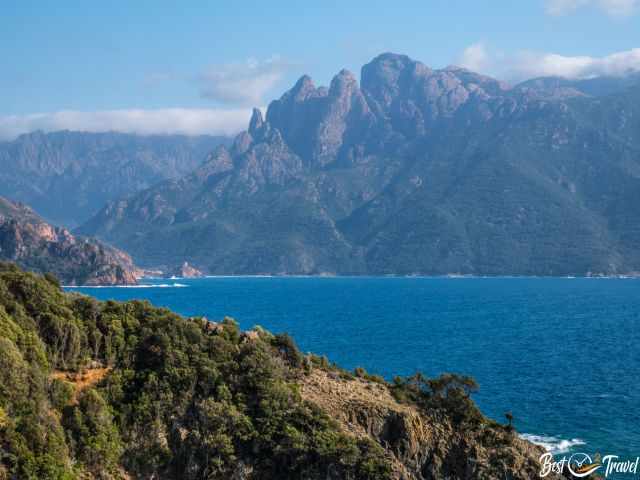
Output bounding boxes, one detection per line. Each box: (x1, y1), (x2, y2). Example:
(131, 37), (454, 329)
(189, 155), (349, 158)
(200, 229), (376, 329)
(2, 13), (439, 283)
(505, 411), (514, 432)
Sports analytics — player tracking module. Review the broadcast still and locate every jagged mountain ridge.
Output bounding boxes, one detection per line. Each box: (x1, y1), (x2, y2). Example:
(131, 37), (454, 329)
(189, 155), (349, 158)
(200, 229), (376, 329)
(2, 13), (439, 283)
(0, 196), (137, 285)
(0, 130), (229, 227)
(78, 53), (640, 275)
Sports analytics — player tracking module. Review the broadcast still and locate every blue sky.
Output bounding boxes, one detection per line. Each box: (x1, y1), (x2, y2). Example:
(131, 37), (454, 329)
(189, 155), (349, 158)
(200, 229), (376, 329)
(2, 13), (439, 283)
(1, 0), (639, 138)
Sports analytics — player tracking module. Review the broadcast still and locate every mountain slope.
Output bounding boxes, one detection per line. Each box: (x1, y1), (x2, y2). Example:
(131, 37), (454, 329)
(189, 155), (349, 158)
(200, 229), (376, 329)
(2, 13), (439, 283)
(79, 53), (640, 276)
(0, 197), (137, 285)
(0, 131), (229, 227)
(0, 263), (560, 479)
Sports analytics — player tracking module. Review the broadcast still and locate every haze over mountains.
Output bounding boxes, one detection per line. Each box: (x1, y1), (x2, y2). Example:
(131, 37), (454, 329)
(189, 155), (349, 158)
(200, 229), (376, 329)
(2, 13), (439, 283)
(0, 131), (228, 227)
(69, 52), (640, 276)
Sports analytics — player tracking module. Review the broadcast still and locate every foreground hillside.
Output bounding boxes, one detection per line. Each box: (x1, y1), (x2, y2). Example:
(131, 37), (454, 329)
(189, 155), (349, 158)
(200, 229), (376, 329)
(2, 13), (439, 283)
(0, 197), (137, 285)
(79, 52), (640, 276)
(0, 263), (559, 479)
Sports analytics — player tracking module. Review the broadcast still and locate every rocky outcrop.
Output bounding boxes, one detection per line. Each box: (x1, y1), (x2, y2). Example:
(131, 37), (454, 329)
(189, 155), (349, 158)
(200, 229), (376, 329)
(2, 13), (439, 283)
(301, 370), (557, 480)
(168, 261), (203, 278)
(0, 196), (137, 285)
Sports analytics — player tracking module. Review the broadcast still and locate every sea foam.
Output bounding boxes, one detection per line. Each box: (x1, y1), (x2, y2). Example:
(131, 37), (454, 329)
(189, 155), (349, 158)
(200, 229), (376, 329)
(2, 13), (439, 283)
(65, 283), (188, 289)
(520, 434), (585, 454)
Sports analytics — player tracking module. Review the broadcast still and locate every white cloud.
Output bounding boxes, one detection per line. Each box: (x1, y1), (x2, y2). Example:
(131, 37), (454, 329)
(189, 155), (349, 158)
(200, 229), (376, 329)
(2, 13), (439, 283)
(458, 42), (492, 73)
(0, 108), (253, 141)
(456, 43), (640, 82)
(509, 48), (640, 80)
(545, 0), (638, 16)
(198, 56), (292, 106)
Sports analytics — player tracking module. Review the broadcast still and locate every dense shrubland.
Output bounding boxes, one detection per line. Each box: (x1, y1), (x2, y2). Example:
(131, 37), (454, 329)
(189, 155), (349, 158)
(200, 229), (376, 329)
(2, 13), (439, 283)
(0, 263), (391, 479)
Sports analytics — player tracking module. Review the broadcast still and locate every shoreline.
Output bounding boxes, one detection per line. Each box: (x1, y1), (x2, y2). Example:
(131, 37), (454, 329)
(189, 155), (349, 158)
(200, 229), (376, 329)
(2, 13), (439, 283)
(63, 272), (640, 288)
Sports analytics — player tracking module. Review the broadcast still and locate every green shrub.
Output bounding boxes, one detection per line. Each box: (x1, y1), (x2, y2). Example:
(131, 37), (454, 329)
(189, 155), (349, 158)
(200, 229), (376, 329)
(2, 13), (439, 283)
(391, 372), (483, 425)
(49, 378), (74, 411)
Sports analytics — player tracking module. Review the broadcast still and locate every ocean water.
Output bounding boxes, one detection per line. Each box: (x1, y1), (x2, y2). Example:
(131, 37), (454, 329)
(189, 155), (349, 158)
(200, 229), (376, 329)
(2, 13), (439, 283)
(68, 277), (640, 462)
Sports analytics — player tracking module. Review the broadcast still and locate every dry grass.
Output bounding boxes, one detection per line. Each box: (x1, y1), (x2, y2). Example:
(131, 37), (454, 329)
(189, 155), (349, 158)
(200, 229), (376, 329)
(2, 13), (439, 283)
(51, 366), (112, 404)
(300, 369), (415, 438)
(300, 369), (430, 479)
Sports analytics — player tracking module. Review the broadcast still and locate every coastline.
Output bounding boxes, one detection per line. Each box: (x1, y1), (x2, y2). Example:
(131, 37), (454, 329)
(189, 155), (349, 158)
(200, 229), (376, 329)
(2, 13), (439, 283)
(64, 273), (640, 288)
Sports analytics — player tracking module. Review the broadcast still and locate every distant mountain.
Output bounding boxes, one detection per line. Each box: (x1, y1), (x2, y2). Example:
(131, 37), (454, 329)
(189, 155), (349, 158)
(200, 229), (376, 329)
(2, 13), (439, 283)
(516, 72), (640, 98)
(78, 53), (640, 276)
(0, 130), (229, 227)
(0, 196), (137, 285)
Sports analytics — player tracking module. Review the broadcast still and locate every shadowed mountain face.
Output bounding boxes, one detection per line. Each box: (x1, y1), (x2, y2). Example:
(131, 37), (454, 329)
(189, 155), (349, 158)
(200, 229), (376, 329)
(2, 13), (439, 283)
(0, 131), (229, 227)
(78, 53), (640, 276)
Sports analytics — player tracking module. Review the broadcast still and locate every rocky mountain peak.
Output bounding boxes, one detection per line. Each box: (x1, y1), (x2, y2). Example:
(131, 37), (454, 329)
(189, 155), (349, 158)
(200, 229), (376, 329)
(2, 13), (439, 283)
(249, 53), (517, 166)
(248, 107), (264, 136)
(265, 74), (330, 162)
(361, 53), (431, 104)
(329, 69), (358, 96)
(290, 74), (321, 100)
(364, 52), (424, 74)
(232, 131), (253, 156)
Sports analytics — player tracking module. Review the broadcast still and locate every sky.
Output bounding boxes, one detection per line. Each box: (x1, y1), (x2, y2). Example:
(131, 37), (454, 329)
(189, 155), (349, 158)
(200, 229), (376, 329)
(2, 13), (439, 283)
(1, 0), (639, 139)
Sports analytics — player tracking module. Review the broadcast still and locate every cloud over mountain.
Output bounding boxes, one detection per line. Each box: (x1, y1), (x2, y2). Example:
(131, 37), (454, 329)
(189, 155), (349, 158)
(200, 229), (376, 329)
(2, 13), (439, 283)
(510, 47), (640, 79)
(458, 44), (640, 81)
(0, 108), (251, 141)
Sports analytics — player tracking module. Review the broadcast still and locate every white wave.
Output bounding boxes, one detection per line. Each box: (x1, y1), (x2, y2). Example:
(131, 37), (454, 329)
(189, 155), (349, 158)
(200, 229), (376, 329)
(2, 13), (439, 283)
(203, 275), (275, 278)
(65, 283), (188, 289)
(520, 433), (585, 454)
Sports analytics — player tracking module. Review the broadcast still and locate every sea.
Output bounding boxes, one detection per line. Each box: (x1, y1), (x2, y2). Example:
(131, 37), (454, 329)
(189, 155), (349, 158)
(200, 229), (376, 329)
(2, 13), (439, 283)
(67, 276), (640, 468)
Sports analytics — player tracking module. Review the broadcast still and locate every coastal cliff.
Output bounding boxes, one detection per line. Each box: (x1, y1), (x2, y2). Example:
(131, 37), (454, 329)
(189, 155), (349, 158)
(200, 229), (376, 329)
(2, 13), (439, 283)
(0, 196), (137, 285)
(0, 263), (561, 479)
(301, 369), (548, 479)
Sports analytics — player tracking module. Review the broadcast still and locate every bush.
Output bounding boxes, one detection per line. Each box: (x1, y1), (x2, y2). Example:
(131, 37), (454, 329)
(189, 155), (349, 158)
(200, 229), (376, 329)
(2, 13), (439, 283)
(354, 367), (386, 384)
(271, 333), (303, 368)
(49, 378), (74, 411)
(391, 372), (483, 425)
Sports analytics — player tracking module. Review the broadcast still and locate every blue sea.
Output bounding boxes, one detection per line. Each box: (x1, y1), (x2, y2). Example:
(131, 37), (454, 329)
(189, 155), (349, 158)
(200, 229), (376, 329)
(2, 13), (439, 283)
(68, 276), (640, 463)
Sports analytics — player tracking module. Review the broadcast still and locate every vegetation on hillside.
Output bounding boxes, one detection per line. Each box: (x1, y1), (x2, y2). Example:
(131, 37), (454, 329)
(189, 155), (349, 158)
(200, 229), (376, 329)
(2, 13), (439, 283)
(0, 263), (392, 479)
(0, 263), (532, 479)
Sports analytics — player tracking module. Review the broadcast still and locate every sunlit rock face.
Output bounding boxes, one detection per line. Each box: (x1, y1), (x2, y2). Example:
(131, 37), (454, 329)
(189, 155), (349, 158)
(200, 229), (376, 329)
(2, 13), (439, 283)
(0, 196), (137, 285)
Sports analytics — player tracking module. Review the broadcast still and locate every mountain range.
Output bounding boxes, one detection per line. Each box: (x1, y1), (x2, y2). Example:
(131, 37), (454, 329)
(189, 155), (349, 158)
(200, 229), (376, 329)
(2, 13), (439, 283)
(0, 131), (228, 227)
(75, 53), (640, 276)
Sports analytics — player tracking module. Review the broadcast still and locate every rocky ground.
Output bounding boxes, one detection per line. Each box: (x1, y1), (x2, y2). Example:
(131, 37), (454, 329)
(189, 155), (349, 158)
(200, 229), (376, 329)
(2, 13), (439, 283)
(301, 369), (558, 480)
